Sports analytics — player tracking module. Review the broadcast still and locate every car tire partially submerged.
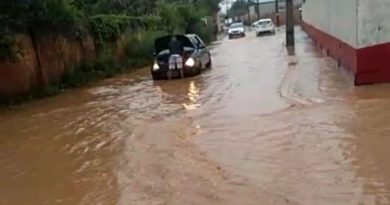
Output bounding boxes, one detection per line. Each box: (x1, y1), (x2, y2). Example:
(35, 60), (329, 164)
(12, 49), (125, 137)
(206, 57), (212, 68)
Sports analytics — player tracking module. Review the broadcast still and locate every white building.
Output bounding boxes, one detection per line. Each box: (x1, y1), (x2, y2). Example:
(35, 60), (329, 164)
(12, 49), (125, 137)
(248, 0), (303, 19)
(302, 0), (390, 85)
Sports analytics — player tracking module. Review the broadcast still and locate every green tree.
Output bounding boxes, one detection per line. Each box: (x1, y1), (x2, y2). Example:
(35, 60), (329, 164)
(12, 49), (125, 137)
(228, 0), (252, 17)
(156, 0), (181, 34)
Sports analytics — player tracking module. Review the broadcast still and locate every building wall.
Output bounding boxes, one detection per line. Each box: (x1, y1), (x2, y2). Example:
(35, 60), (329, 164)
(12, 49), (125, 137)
(302, 0), (390, 85)
(357, 0), (390, 48)
(354, 0), (390, 82)
(302, 0), (357, 48)
(303, 0), (390, 49)
(244, 0), (303, 25)
(249, 2), (284, 17)
(248, 0), (303, 19)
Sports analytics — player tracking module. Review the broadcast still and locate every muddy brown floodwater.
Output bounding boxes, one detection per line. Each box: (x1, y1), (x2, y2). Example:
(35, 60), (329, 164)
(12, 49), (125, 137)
(1, 27), (390, 205)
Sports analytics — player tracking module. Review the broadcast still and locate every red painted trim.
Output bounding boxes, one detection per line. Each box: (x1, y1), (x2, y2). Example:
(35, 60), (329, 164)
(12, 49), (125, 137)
(302, 21), (390, 85)
(356, 43), (390, 84)
(301, 21), (358, 80)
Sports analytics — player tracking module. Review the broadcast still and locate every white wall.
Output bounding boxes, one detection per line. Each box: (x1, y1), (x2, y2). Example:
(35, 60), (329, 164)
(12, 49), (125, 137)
(357, 0), (390, 48)
(302, 0), (358, 48)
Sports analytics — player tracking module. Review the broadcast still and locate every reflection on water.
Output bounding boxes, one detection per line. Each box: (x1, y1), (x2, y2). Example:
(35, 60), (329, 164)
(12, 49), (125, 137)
(0, 28), (390, 205)
(183, 80), (201, 110)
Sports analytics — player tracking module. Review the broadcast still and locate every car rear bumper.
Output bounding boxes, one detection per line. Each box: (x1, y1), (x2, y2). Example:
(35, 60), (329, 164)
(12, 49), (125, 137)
(229, 33), (245, 38)
(256, 28), (275, 34)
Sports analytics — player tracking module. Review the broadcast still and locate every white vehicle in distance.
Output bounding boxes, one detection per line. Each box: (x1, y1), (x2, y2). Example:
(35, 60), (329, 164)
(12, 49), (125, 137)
(255, 18), (276, 36)
(228, 22), (246, 39)
(251, 20), (261, 29)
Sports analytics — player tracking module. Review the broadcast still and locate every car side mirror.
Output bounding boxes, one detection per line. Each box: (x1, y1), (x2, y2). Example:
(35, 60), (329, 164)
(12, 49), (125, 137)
(198, 44), (205, 49)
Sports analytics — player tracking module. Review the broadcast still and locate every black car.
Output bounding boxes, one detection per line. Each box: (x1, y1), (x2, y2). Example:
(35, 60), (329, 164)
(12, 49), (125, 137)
(151, 34), (212, 80)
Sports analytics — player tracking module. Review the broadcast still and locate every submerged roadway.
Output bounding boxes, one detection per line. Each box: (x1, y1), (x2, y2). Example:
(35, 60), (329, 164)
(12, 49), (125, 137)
(1, 27), (390, 205)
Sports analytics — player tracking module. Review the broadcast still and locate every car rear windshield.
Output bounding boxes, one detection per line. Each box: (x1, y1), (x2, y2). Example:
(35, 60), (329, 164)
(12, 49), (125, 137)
(230, 23), (244, 29)
(258, 21), (271, 26)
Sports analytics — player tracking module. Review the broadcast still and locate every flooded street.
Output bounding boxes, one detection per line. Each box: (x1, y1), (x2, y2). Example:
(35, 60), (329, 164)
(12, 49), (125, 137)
(2, 27), (390, 205)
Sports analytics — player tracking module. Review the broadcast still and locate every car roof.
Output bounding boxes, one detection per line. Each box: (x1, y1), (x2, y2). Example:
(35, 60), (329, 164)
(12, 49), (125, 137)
(185, 34), (197, 38)
(231, 22), (243, 25)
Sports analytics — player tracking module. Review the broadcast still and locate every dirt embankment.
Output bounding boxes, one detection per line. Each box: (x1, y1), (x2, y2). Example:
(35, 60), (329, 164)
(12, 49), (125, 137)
(0, 32), (127, 100)
(0, 33), (92, 97)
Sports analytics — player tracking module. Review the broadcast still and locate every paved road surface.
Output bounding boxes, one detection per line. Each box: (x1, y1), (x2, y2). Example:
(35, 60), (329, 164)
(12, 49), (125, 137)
(1, 27), (390, 205)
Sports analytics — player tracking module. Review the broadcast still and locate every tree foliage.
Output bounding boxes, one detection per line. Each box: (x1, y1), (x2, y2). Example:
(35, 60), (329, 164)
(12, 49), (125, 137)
(228, 0), (256, 17)
(0, 0), (221, 61)
(0, 0), (221, 35)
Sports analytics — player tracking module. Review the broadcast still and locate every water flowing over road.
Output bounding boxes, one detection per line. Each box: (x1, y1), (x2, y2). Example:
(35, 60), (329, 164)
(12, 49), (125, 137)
(1, 27), (390, 205)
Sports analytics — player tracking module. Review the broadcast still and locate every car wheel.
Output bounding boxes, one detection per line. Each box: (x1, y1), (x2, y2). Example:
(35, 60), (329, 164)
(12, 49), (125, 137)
(206, 56), (212, 69)
(197, 66), (202, 74)
(199, 61), (203, 72)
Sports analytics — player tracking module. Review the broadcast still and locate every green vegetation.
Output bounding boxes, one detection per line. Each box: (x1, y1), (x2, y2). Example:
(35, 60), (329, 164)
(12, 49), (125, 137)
(0, 0), (221, 47)
(0, 35), (18, 62)
(0, 0), (221, 105)
(227, 0), (256, 18)
(125, 30), (166, 66)
(0, 0), (221, 57)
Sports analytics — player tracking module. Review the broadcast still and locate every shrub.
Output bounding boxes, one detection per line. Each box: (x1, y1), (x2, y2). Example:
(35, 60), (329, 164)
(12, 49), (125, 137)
(26, 0), (84, 36)
(124, 30), (166, 67)
(61, 53), (119, 88)
(0, 34), (17, 62)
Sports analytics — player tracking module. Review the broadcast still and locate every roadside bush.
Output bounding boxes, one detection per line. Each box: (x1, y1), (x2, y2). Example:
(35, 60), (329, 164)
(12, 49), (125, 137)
(156, 1), (180, 34)
(0, 34), (17, 62)
(27, 0), (84, 36)
(90, 15), (136, 48)
(193, 21), (214, 44)
(61, 53), (119, 88)
(125, 30), (166, 67)
(62, 29), (168, 88)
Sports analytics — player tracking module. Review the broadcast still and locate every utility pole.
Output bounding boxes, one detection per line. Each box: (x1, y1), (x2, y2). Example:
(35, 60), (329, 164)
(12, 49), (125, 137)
(225, 1), (228, 18)
(225, 0), (232, 24)
(275, 0), (280, 27)
(247, 7), (251, 26)
(225, 0), (231, 18)
(256, 0), (260, 20)
(247, 0), (251, 26)
(286, 0), (295, 55)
